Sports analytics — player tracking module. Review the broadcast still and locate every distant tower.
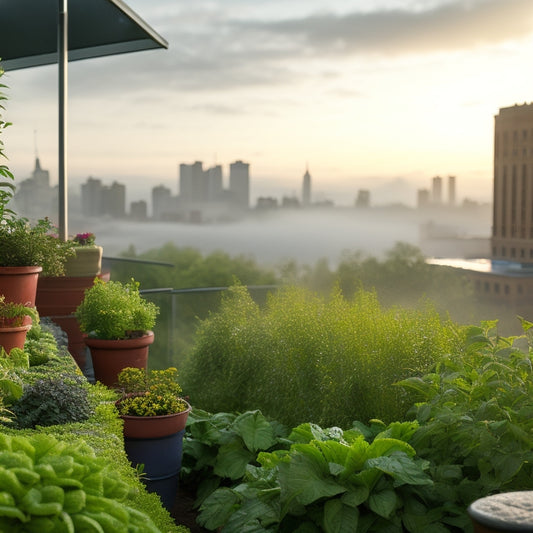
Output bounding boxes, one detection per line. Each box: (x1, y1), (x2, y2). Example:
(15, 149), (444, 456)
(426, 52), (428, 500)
(81, 177), (104, 216)
(179, 161), (205, 203)
(432, 176), (443, 204)
(355, 189), (370, 208)
(492, 103), (533, 263)
(152, 184), (173, 220)
(302, 166), (311, 207)
(104, 181), (126, 218)
(229, 160), (250, 208)
(417, 189), (431, 208)
(448, 175), (456, 206)
(205, 165), (223, 201)
(31, 157), (50, 187)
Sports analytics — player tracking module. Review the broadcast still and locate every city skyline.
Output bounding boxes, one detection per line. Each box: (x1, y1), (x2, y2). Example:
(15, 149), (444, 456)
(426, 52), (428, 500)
(2, 1), (533, 206)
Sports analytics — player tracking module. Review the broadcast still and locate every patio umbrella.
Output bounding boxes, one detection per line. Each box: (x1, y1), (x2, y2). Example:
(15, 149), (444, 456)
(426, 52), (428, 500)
(0, 0), (168, 239)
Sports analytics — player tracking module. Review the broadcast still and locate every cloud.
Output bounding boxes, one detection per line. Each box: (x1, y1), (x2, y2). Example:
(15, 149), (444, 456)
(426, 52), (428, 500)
(243, 0), (533, 56)
(13, 0), (533, 99)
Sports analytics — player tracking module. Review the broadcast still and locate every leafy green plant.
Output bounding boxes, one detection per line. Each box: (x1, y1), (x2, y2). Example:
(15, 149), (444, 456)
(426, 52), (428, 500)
(116, 366), (188, 416)
(75, 278), (159, 340)
(182, 284), (460, 427)
(0, 295), (38, 327)
(0, 216), (76, 273)
(182, 409), (290, 509)
(24, 323), (59, 366)
(0, 432), (164, 532)
(398, 320), (533, 509)
(192, 415), (462, 533)
(10, 374), (93, 428)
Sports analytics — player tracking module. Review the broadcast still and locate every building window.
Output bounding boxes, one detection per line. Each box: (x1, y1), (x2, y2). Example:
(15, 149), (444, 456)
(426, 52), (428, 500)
(518, 285), (524, 294)
(511, 248), (516, 258)
(494, 283), (500, 294)
(504, 285), (510, 295)
(484, 282), (490, 293)
(502, 246), (506, 256)
(521, 249), (526, 258)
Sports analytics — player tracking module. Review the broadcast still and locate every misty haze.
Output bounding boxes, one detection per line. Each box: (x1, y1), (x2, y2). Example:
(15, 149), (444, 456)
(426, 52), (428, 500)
(70, 206), (491, 267)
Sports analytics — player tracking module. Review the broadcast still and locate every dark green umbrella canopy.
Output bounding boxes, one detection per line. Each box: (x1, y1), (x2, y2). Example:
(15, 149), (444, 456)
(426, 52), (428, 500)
(0, 0), (167, 239)
(0, 0), (168, 70)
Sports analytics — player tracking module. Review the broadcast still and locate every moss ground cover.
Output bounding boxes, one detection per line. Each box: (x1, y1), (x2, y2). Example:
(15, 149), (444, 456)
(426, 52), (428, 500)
(181, 285), (460, 427)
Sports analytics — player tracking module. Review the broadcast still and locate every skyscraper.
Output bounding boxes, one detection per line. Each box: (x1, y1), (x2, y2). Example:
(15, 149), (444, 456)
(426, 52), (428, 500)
(432, 176), (443, 204)
(206, 165), (223, 201)
(229, 160), (250, 208)
(492, 103), (533, 263)
(448, 175), (456, 206)
(179, 161), (205, 203)
(302, 167), (311, 207)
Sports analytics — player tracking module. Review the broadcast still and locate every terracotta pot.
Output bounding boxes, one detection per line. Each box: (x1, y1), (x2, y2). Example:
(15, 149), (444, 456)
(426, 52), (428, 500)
(120, 401), (191, 439)
(64, 246), (103, 277)
(84, 331), (154, 387)
(35, 272), (110, 371)
(0, 266), (42, 307)
(0, 324), (32, 352)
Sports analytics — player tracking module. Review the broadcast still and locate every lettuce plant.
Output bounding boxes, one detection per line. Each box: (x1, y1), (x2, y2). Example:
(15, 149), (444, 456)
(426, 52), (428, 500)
(0, 432), (163, 531)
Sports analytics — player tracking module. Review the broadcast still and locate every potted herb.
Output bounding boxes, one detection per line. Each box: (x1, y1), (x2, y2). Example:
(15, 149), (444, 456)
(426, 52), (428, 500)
(0, 295), (39, 352)
(75, 278), (159, 387)
(116, 366), (190, 437)
(64, 232), (104, 277)
(116, 366), (191, 510)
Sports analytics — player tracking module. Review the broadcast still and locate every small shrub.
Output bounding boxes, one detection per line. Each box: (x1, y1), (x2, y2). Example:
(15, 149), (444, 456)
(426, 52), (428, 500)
(181, 285), (460, 427)
(10, 375), (92, 428)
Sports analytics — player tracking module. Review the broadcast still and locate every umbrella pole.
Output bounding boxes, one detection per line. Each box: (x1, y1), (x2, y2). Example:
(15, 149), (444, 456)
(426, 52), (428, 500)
(58, 0), (68, 241)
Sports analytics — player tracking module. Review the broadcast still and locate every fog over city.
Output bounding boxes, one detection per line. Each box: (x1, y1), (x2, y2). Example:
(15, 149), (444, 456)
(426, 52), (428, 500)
(70, 206), (491, 268)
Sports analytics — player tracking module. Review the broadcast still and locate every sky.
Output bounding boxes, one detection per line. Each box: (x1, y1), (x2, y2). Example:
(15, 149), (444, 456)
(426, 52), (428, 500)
(3, 0), (533, 207)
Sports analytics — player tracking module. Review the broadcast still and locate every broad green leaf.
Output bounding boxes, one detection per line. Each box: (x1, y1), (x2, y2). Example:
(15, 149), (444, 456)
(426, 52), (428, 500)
(214, 441), (255, 480)
(434, 464), (462, 481)
(341, 485), (369, 507)
(235, 411), (276, 452)
(225, 496), (279, 530)
(367, 438), (416, 459)
(314, 440), (350, 468)
(395, 377), (434, 398)
(491, 453), (525, 483)
(198, 488), (240, 530)
(340, 437), (369, 478)
(364, 455), (432, 487)
(323, 498), (359, 533)
(375, 421), (419, 443)
(278, 444), (345, 506)
(368, 489), (397, 519)
(257, 449), (290, 469)
(289, 423), (330, 443)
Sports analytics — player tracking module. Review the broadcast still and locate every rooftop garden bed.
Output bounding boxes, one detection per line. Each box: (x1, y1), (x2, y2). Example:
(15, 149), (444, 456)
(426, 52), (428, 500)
(0, 319), (188, 532)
